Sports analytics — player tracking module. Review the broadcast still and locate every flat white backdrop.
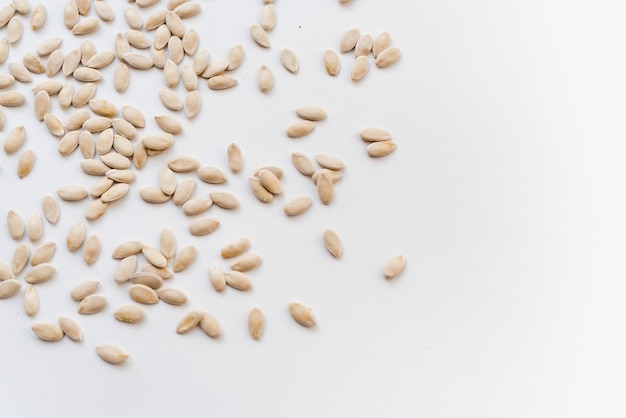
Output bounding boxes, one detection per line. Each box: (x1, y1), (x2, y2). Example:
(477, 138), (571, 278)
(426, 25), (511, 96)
(0, 0), (625, 417)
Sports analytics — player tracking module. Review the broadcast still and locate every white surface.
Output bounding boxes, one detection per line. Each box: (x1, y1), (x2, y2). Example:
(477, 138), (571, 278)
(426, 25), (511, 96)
(0, 0), (625, 417)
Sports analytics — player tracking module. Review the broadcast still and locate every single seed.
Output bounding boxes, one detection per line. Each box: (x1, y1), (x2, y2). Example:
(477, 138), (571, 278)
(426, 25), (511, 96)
(66, 221), (86, 252)
(174, 2), (201, 19)
(142, 133), (174, 151)
(280, 48), (299, 73)
(23, 284), (39, 316)
(286, 120), (316, 138)
(12, 243), (29, 274)
(27, 212), (43, 243)
(31, 5), (45, 30)
(181, 65), (197, 91)
(284, 196), (312, 216)
(163, 59), (179, 87)
(80, 158), (109, 175)
(355, 34), (374, 57)
(65, 109), (90, 131)
(289, 302), (317, 327)
(62, 49), (81, 76)
(360, 127), (392, 142)
(145, 9), (167, 30)
(168, 156), (199, 173)
(159, 167), (177, 196)
(291, 153), (316, 176)
(72, 18), (99, 35)
(351, 55), (369, 81)
(372, 32), (391, 58)
(182, 196), (213, 215)
(209, 192), (239, 209)
(367, 141), (396, 157)
(0, 261), (14, 280)
(260, 4), (276, 30)
(126, 29), (151, 49)
(130, 271), (163, 289)
(33, 80), (63, 96)
(7, 16), (22, 44)
(123, 52), (153, 70)
(258, 64), (274, 93)
(111, 119), (136, 140)
(160, 88), (183, 110)
(59, 316), (83, 341)
(0, 73), (14, 89)
(317, 173), (334, 205)
(46, 50), (63, 77)
(32, 323), (64, 341)
(383, 254), (406, 279)
(125, 5), (142, 29)
(80, 40), (97, 64)
(31, 241), (56, 266)
(201, 60), (228, 79)
(142, 264), (173, 279)
(142, 245), (168, 268)
(316, 153), (345, 171)
(112, 240), (142, 259)
(140, 186), (171, 203)
(250, 24), (271, 48)
(44, 114), (64, 138)
(182, 29), (199, 55)
(112, 135), (133, 158)
(25, 263), (56, 284)
(17, 149), (35, 178)
(114, 255), (137, 284)
(172, 178), (195, 205)
(248, 307), (264, 340)
(209, 265), (226, 292)
(157, 287), (188, 305)
(57, 185), (88, 201)
(208, 75), (238, 90)
(198, 311), (221, 338)
(224, 271), (252, 291)
(158, 229), (176, 262)
(8, 62), (31, 82)
(76, 0), (89, 15)
(165, 11), (186, 37)
(375, 46), (401, 68)
(0, 4), (15, 29)
(188, 217), (220, 236)
(23, 53), (45, 75)
(37, 37), (63, 57)
(96, 344), (129, 364)
(7, 210), (24, 240)
(323, 229), (343, 259)
(340, 28), (360, 53)
(90, 177), (114, 198)
(197, 166), (227, 184)
(101, 182), (130, 203)
(248, 176), (273, 203)
(258, 169), (282, 194)
(221, 237), (250, 259)
(0, 279), (21, 299)
(129, 284), (159, 304)
(42, 195), (59, 224)
(296, 105), (327, 121)
(58, 82), (74, 108)
(70, 280), (100, 301)
(83, 234), (102, 266)
(0, 90), (25, 106)
(113, 63), (130, 93)
(231, 253), (263, 272)
(86, 51), (115, 70)
(106, 169), (136, 184)
(13, 0), (30, 14)
(176, 310), (201, 334)
(193, 48), (209, 74)
(114, 305), (144, 323)
(73, 83), (98, 107)
(101, 152), (130, 170)
(155, 115), (183, 135)
(122, 105), (145, 128)
(185, 90), (201, 119)
(3, 125), (25, 154)
(86, 196), (108, 222)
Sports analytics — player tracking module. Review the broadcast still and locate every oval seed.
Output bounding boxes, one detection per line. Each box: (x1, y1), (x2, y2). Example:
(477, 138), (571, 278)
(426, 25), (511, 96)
(101, 183), (129, 203)
(145, 9), (166, 30)
(140, 186), (171, 203)
(182, 197), (212, 216)
(85, 199), (109, 221)
(23, 284), (39, 316)
(323, 229), (343, 259)
(173, 245), (197, 273)
(291, 152), (316, 176)
(7, 16), (22, 44)
(257, 169), (282, 194)
(258, 64), (274, 93)
(197, 166), (227, 184)
(383, 254), (406, 279)
(360, 127), (391, 142)
(286, 120), (315, 138)
(248, 307), (264, 340)
(83, 234), (102, 266)
(260, 4), (276, 30)
(124, 5), (142, 29)
(182, 29), (198, 56)
(44, 114), (64, 137)
(351, 55), (369, 81)
(142, 264), (173, 280)
(12, 243), (29, 274)
(227, 44), (244, 70)
(340, 28), (360, 53)
(249, 176), (273, 203)
(376, 46), (401, 68)
(160, 229), (176, 261)
(198, 311), (221, 338)
(160, 88), (183, 110)
(157, 287), (188, 306)
(209, 192), (239, 209)
(174, 2), (201, 19)
(296, 105), (327, 121)
(221, 237), (250, 259)
(42, 195), (59, 224)
(123, 52), (153, 69)
(3, 125), (25, 154)
(181, 65), (197, 91)
(114, 305), (144, 323)
(31, 4), (45, 30)
(0, 90), (26, 106)
(316, 153), (345, 171)
(250, 24), (270, 48)
(46, 50), (63, 77)
(113, 241), (143, 259)
(7, 210), (24, 240)
(0, 261), (14, 280)
(185, 90), (201, 119)
(209, 265), (226, 292)
(70, 280), (100, 301)
(208, 75), (238, 90)
(0, 279), (21, 299)
(142, 244), (167, 268)
(114, 256), (137, 284)
(224, 271), (252, 291)
(31, 241), (56, 266)
(9, 62), (31, 82)
(155, 115), (183, 135)
(67, 221), (86, 252)
(168, 36), (184, 64)
(27, 212), (43, 242)
(280, 48), (299, 73)
(317, 174), (334, 205)
(172, 178), (195, 205)
(168, 155), (199, 173)
(57, 185), (88, 201)
(188, 217), (220, 236)
(355, 34), (374, 57)
(72, 18), (99, 35)
(96, 344), (129, 364)
(32, 323), (64, 341)
(59, 316), (83, 342)
(25, 263), (56, 284)
(231, 253), (263, 272)
(227, 143), (243, 174)
(367, 141), (396, 157)
(129, 272), (163, 290)
(284, 196), (312, 216)
(129, 284), (159, 304)
(176, 310), (201, 334)
(373, 32), (391, 58)
(289, 302), (317, 327)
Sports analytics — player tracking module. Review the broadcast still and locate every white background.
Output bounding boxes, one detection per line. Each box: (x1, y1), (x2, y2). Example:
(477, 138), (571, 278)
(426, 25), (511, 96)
(0, 0), (625, 417)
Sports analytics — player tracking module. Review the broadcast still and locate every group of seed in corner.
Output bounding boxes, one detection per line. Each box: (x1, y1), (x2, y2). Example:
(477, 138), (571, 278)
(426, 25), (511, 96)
(0, 0), (406, 366)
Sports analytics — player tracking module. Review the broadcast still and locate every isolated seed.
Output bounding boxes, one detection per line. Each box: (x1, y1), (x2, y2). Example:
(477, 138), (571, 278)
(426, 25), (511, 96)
(129, 284), (159, 304)
(67, 221), (86, 252)
(208, 75), (238, 90)
(101, 152), (130, 170)
(209, 192), (239, 209)
(12, 243), (29, 274)
(280, 48), (299, 73)
(258, 64), (274, 93)
(166, 156), (198, 174)
(296, 105), (327, 121)
(258, 169), (282, 194)
(209, 265), (226, 292)
(72, 18), (99, 35)
(111, 63), (129, 92)
(248, 176), (273, 203)
(289, 302), (317, 327)
(101, 183), (129, 203)
(375, 46), (401, 68)
(250, 24), (271, 48)
(121, 105), (145, 128)
(42, 195), (59, 224)
(140, 186), (171, 203)
(176, 310), (201, 334)
(197, 166), (227, 184)
(227, 45), (245, 71)
(383, 254), (406, 279)
(221, 237), (250, 259)
(260, 4), (276, 30)
(23, 53), (44, 74)
(70, 280), (100, 301)
(96, 344), (129, 364)
(351, 55), (369, 81)
(32, 323), (64, 341)
(33, 80), (63, 95)
(340, 28), (360, 53)
(157, 287), (188, 306)
(80, 158), (109, 175)
(286, 120), (316, 138)
(248, 307), (264, 340)
(112, 240), (143, 259)
(231, 253), (263, 272)
(172, 246), (196, 273)
(291, 153), (316, 176)
(27, 213), (43, 243)
(225, 143), (244, 174)
(23, 284), (39, 316)
(0, 90), (25, 106)
(114, 305), (144, 323)
(83, 234), (102, 266)
(182, 197), (213, 216)
(0, 279), (21, 299)
(7, 16), (22, 44)
(284, 196), (312, 216)
(160, 88), (183, 110)
(3, 125), (25, 153)
(130, 272), (163, 289)
(323, 229), (343, 259)
(25, 263), (55, 284)
(59, 316), (83, 341)
(7, 210), (24, 240)
(0, 261), (14, 280)
(31, 241), (56, 266)
(224, 271), (252, 291)
(188, 217), (220, 236)
(155, 115), (183, 135)
(85, 199), (109, 222)
(360, 127), (391, 142)
(198, 311), (221, 338)
(31, 4), (46, 30)
(367, 141), (396, 157)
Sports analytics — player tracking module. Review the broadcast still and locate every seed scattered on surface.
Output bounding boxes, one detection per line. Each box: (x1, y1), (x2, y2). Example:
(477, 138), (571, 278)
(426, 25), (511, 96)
(25, 263), (56, 284)
(32, 322), (64, 342)
(351, 55), (369, 81)
(157, 287), (188, 306)
(221, 237), (250, 259)
(224, 271), (252, 291)
(113, 240), (143, 259)
(185, 90), (201, 119)
(198, 311), (221, 338)
(31, 4), (46, 30)
(0, 261), (15, 280)
(257, 64), (274, 93)
(227, 143), (243, 174)
(197, 166), (227, 184)
(296, 105), (327, 121)
(59, 316), (83, 342)
(291, 153), (316, 176)
(355, 34), (374, 57)
(208, 75), (238, 90)
(260, 4), (276, 30)
(181, 197), (212, 216)
(383, 254), (406, 280)
(0, 279), (21, 299)
(72, 18), (99, 35)
(27, 213), (43, 243)
(340, 28), (360, 53)
(23, 284), (39, 316)
(250, 24), (271, 48)
(375, 46), (401, 68)
(114, 255), (137, 284)
(176, 310), (201, 334)
(172, 178), (195, 206)
(17, 149), (36, 178)
(248, 307), (264, 340)
(140, 186), (171, 204)
(12, 243), (30, 274)
(249, 176), (273, 203)
(7, 209), (25, 240)
(67, 221), (86, 252)
(173, 245), (197, 273)
(130, 271), (164, 290)
(96, 344), (129, 365)
(85, 199), (109, 221)
(31, 241), (56, 266)
(284, 196), (313, 216)
(367, 141), (396, 157)
(129, 284), (159, 304)
(209, 265), (226, 292)
(227, 44), (244, 70)
(280, 48), (299, 73)
(316, 153), (345, 171)
(373, 32), (391, 58)
(114, 305), (145, 323)
(359, 127), (392, 142)
(189, 217), (220, 236)
(0, 90), (26, 106)
(209, 192), (239, 210)
(42, 195), (60, 224)
(231, 253), (263, 272)
(323, 229), (343, 259)
(289, 302), (317, 327)
(78, 294), (107, 314)
(142, 244), (168, 268)
(57, 185), (89, 202)
(3, 126), (25, 154)
(71, 280), (100, 301)
(286, 120), (316, 138)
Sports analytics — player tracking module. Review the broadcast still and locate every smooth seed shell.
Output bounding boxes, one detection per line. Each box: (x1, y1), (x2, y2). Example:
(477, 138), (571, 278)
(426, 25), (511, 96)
(96, 344), (129, 364)
(32, 323), (64, 341)
(289, 302), (317, 327)
(59, 316), (83, 341)
(176, 310), (201, 334)
(248, 307), (264, 340)
(383, 254), (406, 279)
(70, 280), (100, 301)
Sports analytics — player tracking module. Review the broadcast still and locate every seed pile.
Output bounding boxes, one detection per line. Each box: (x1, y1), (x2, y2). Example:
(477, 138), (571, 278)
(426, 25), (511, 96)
(0, 0), (406, 366)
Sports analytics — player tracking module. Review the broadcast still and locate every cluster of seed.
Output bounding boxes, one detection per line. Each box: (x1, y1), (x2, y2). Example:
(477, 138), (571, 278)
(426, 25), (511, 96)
(0, 0), (406, 366)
